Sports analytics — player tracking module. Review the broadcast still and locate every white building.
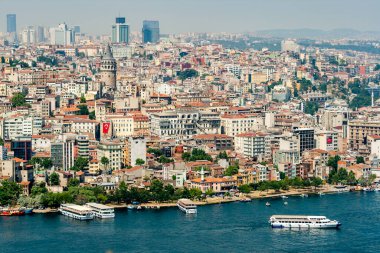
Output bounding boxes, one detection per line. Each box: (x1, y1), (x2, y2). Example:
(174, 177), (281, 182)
(221, 114), (264, 137)
(315, 131), (339, 151)
(126, 136), (146, 167)
(49, 23), (75, 46)
(234, 132), (271, 161)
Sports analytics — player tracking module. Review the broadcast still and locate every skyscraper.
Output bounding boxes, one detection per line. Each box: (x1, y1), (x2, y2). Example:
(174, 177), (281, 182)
(112, 17), (129, 44)
(49, 23), (75, 46)
(142, 20), (160, 44)
(6, 14), (17, 33)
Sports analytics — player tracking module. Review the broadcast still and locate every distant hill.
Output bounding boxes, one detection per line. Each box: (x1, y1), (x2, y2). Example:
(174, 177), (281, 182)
(255, 29), (380, 40)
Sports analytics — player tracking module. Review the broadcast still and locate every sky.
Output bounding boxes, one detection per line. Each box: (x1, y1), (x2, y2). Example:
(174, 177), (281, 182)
(1, 0), (379, 35)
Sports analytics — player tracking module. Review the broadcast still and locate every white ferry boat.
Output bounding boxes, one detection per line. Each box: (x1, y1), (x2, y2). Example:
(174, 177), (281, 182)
(269, 215), (341, 229)
(86, 203), (115, 219)
(177, 199), (197, 214)
(59, 204), (94, 220)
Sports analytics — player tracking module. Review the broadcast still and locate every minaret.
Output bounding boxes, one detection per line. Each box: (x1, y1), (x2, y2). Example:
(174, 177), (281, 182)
(100, 44), (117, 91)
(372, 89), (375, 107)
(201, 167), (205, 182)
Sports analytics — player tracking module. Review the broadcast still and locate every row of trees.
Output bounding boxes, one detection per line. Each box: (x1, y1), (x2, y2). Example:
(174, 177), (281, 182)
(238, 177), (323, 194)
(12, 179), (204, 208)
(182, 149), (212, 162)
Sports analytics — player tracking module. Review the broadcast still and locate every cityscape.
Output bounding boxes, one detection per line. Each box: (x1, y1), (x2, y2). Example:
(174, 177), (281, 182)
(1, 1), (380, 252)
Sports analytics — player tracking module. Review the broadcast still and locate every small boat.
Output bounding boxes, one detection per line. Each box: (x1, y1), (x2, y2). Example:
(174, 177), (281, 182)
(266, 202), (271, 207)
(300, 194), (308, 198)
(269, 215), (341, 229)
(363, 187), (373, 192)
(136, 206), (143, 210)
(24, 208), (34, 214)
(374, 188), (380, 192)
(127, 205), (136, 210)
(283, 201), (288, 205)
(281, 195), (288, 199)
(0, 208), (25, 216)
(318, 192), (325, 196)
(240, 198), (252, 202)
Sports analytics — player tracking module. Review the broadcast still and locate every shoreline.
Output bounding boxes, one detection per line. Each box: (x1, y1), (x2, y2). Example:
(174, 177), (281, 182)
(31, 186), (354, 214)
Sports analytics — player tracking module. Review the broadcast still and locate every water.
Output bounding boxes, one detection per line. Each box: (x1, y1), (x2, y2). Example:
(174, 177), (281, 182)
(1, 192), (380, 253)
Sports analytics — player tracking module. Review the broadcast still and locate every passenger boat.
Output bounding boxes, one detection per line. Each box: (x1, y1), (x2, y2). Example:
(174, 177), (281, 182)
(177, 199), (197, 214)
(86, 203), (115, 219)
(59, 204), (94, 220)
(269, 215), (341, 229)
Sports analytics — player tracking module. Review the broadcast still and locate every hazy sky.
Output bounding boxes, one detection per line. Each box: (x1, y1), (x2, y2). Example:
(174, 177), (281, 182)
(1, 0), (379, 35)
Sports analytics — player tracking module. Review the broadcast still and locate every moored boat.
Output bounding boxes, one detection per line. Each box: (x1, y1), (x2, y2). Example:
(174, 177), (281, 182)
(177, 199), (197, 214)
(281, 195), (288, 199)
(266, 202), (271, 206)
(240, 198), (252, 202)
(269, 215), (341, 229)
(59, 204), (94, 220)
(86, 203), (115, 219)
(0, 209), (25, 216)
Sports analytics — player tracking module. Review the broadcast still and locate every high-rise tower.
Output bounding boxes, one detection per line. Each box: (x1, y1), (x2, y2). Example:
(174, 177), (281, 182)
(7, 14), (16, 33)
(100, 44), (117, 91)
(142, 20), (160, 44)
(112, 17), (129, 44)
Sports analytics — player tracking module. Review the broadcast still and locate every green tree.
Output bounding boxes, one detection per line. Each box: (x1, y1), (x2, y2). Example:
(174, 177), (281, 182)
(80, 95), (86, 103)
(224, 165), (239, 176)
(73, 157), (89, 171)
(0, 180), (22, 206)
(89, 111), (96, 120)
(41, 158), (53, 169)
(304, 101), (319, 115)
(101, 157), (110, 172)
(217, 151), (228, 160)
(11, 92), (27, 107)
(311, 177), (323, 190)
(78, 104), (90, 115)
(238, 184), (252, 193)
(327, 155), (341, 170)
(68, 178), (80, 187)
(178, 69), (199, 81)
(31, 182), (48, 196)
(356, 156), (365, 164)
(147, 148), (163, 157)
(135, 158), (145, 166)
(0, 137), (4, 146)
(49, 172), (60, 186)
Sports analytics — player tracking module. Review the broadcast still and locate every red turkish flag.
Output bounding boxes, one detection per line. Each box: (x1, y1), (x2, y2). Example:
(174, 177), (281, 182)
(103, 122), (111, 134)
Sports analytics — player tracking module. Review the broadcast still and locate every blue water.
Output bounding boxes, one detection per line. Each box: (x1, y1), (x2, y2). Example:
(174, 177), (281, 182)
(1, 192), (380, 253)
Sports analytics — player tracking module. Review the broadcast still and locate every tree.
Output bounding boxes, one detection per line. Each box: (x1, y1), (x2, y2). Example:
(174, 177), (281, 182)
(78, 104), (90, 115)
(224, 165), (239, 176)
(147, 148), (163, 157)
(31, 182), (48, 196)
(311, 177), (323, 190)
(49, 172), (60, 186)
(217, 151), (228, 160)
(80, 95), (86, 103)
(304, 101), (319, 115)
(74, 157), (89, 171)
(100, 157), (109, 170)
(178, 69), (199, 81)
(89, 111), (96, 120)
(135, 158), (145, 166)
(41, 158), (53, 169)
(158, 156), (174, 164)
(0, 180), (22, 206)
(11, 92), (27, 107)
(68, 178), (80, 187)
(356, 156), (365, 164)
(182, 149), (212, 162)
(327, 155), (341, 170)
(238, 184), (252, 193)
(0, 137), (4, 146)
(189, 188), (202, 200)
(205, 188), (214, 197)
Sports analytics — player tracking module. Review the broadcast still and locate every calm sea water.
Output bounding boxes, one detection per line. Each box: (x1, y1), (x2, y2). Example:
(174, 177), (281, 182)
(1, 192), (380, 253)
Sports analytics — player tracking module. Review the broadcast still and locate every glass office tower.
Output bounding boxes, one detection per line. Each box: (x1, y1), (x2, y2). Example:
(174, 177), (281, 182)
(142, 20), (160, 44)
(112, 17), (129, 44)
(7, 14), (17, 33)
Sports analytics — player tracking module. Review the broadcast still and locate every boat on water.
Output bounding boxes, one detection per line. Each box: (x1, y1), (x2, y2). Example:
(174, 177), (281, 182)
(59, 204), (94, 220)
(0, 209), (25, 216)
(269, 215), (341, 229)
(318, 192), (325, 196)
(266, 202), (271, 206)
(283, 201), (288, 205)
(177, 199), (197, 214)
(300, 194), (308, 198)
(363, 187), (374, 192)
(85, 203), (115, 219)
(240, 198), (252, 202)
(281, 195), (288, 199)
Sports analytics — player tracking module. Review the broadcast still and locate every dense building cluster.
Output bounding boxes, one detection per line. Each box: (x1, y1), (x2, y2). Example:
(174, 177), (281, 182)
(1, 16), (380, 199)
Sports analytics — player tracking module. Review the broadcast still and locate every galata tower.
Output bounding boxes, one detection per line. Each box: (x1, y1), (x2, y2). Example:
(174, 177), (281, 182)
(100, 44), (117, 90)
